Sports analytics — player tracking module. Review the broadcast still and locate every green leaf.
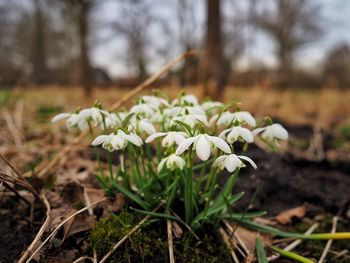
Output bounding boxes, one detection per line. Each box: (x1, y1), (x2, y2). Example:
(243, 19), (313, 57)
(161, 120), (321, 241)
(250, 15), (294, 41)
(112, 182), (150, 210)
(270, 246), (313, 263)
(173, 120), (192, 135)
(255, 238), (268, 263)
(130, 207), (180, 222)
(217, 211), (267, 220)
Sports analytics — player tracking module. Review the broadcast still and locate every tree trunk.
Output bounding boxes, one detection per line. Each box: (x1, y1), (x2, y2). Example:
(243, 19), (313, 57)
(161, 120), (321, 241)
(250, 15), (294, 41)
(31, 0), (48, 85)
(203, 0), (227, 100)
(78, 0), (92, 97)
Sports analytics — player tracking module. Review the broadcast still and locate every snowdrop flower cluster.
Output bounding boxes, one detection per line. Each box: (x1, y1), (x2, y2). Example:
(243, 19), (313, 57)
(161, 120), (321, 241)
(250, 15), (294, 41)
(52, 93), (288, 228)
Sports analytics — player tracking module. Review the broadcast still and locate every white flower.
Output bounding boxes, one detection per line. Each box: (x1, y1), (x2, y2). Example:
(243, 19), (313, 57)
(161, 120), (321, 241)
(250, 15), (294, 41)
(253, 123), (288, 142)
(211, 111), (256, 127)
(91, 130), (142, 152)
(219, 126), (254, 144)
(52, 109), (108, 131)
(176, 134), (231, 161)
(201, 101), (224, 111)
(145, 131), (188, 147)
(140, 95), (169, 108)
(78, 107), (109, 124)
(103, 113), (120, 129)
(172, 94), (199, 106)
(130, 103), (157, 119)
(233, 111), (256, 127)
(171, 114), (209, 128)
(214, 154), (257, 173)
(157, 154), (186, 172)
(129, 119), (156, 135)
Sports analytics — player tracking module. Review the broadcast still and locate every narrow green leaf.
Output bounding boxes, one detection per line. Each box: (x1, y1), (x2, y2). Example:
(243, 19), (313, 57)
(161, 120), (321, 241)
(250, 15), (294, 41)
(130, 207), (179, 222)
(270, 246), (313, 263)
(217, 211), (267, 220)
(112, 183), (150, 210)
(255, 238), (268, 263)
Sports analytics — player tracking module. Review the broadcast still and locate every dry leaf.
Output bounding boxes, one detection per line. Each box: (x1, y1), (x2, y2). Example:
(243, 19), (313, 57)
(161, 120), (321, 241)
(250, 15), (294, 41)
(234, 226), (272, 252)
(275, 205), (307, 225)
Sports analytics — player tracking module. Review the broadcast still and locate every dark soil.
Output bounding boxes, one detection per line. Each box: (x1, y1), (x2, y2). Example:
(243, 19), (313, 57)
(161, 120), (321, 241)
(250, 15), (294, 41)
(0, 197), (42, 263)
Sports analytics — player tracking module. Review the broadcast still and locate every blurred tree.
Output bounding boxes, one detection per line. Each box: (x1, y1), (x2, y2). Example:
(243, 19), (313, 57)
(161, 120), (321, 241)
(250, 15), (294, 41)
(252, 0), (323, 88)
(31, 0), (49, 84)
(110, 0), (163, 82)
(204, 0), (229, 100)
(323, 43), (350, 89)
(57, 0), (96, 96)
(176, 0), (200, 86)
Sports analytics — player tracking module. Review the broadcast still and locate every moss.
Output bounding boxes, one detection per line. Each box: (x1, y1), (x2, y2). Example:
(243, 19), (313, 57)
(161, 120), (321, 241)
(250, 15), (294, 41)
(88, 210), (231, 262)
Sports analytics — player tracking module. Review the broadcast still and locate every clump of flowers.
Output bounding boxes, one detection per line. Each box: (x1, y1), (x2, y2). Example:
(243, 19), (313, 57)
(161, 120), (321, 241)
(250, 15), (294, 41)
(52, 93), (288, 229)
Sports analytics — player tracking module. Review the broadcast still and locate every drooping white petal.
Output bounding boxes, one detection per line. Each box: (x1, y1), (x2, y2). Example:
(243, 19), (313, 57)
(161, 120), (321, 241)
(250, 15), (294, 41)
(213, 155), (227, 169)
(238, 155), (257, 169)
(172, 132), (187, 145)
(238, 127), (254, 143)
(234, 111), (256, 127)
(271, 124), (288, 140)
(225, 155), (241, 173)
(51, 113), (71, 123)
(157, 158), (168, 173)
(195, 135), (211, 161)
(252, 127), (266, 136)
(219, 128), (231, 139)
(207, 135), (231, 154)
(121, 132), (143, 146)
(91, 135), (109, 146)
(175, 136), (197, 155)
(139, 120), (156, 135)
(145, 132), (167, 143)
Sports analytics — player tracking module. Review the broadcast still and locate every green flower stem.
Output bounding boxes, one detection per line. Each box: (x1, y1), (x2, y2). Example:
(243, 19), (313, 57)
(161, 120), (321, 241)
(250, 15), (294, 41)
(106, 151), (113, 177)
(93, 146), (104, 177)
(202, 170), (219, 219)
(204, 153), (218, 192)
(185, 147), (194, 224)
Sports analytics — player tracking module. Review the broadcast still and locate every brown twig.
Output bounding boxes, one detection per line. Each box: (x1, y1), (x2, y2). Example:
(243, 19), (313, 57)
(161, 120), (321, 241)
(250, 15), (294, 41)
(1, 181), (31, 206)
(219, 227), (240, 263)
(18, 193), (51, 263)
(23, 50), (198, 179)
(26, 198), (108, 263)
(98, 203), (162, 263)
(167, 219), (175, 263)
(318, 217), (338, 263)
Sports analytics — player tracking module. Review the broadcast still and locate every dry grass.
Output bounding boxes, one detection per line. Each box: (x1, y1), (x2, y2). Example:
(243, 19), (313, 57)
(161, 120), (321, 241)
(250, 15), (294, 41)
(4, 85), (350, 129)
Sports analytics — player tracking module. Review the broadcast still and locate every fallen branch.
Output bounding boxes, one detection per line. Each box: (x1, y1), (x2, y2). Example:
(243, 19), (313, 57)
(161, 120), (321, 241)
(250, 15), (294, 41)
(318, 217), (338, 263)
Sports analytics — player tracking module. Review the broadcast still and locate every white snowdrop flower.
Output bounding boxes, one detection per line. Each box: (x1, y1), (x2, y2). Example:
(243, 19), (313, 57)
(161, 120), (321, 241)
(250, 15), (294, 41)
(145, 131), (188, 147)
(176, 134), (231, 161)
(219, 126), (254, 144)
(51, 112), (72, 123)
(130, 103), (157, 119)
(91, 130), (142, 152)
(252, 123), (288, 142)
(103, 113), (120, 129)
(172, 94), (199, 106)
(140, 95), (169, 108)
(210, 112), (234, 126)
(129, 119), (156, 135)
(157, 154), (186, 172)
(233, 111), (256, 127)
(211, 111), (256, 127)
(214, 154), (257, 173)
(171, 114), (209, 128)
(201, 101), (224, 111)
(78, 107), (109, 124)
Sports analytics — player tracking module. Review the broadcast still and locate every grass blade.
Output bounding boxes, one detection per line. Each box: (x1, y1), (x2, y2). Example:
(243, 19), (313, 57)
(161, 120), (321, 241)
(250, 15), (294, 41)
(270, 246), (313, 263)
(255, 237), (268, 263)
